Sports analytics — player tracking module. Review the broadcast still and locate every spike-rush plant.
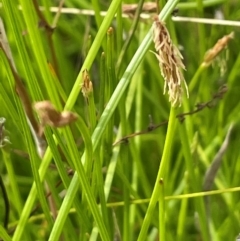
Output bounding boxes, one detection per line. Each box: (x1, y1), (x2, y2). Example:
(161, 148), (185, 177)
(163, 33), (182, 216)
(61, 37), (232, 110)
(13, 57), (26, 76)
(0, 0), (239, 241)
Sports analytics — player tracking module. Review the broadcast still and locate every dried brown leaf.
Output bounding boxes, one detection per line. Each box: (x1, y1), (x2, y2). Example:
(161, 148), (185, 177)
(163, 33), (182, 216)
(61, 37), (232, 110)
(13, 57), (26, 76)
(34, 101), (78, 128)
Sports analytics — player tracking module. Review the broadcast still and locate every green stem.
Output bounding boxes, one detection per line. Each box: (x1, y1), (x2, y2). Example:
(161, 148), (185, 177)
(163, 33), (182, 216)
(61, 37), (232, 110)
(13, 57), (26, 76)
(188, 64), (206, 92)
(137, 107), (177, 241)
(65, 0), (122, 111)
(91, 0), (102, 28)
(19, 0), (61, 108)
(179, 121), (209, 241)
(196, 0), (206, 59)
(99, 52), (106, 115)
(159, 179), (165, 241)
(116, 0), (145, 76)
(2, 150), (22, 216)
(176, 172), (189, 241)
(0, 174), (9, 229)
(116, 3), (123, 56)
(0, 224), (12, 241)
(122, 145), (130, 241)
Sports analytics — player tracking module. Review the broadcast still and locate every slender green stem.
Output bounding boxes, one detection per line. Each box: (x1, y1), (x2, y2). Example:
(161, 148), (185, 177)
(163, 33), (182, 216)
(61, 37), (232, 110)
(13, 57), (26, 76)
(179, 120), (209, 241)
(64, 0), (122, 111)
(159, 179), (165, 241)
(2, 150), (22, 216)
(12, 148), (52, 241)
(105, 27), (115, 153)
(19, 0), (61, 108)
(116, 0), (145, 76)
(87, 90), (97, 134)
(99, 52), (106, 115)
(92, 146), (110, 233)
(188, 64), (206, 92)
(137, 107), (177, 241)
(91, 0), (102, 28)
(49, 125), (111, 241)
(177, 172), (189, 241)
(0, 224), (12, 241)
(0, 174), (9, 229)
(1, 45), (54, 231)
(116, 3), (123, 56)
(122, 145), (130, 241)
(90, 0), (180, 151)
(196, 0), (206, 59)
(47, 128), (91, 230)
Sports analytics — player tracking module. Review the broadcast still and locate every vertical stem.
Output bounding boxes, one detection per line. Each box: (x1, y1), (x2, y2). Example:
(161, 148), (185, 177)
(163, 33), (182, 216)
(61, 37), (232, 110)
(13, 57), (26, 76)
(179, 122), (209, 241)
(116, 2), (123, 56)
(91, 0), (102, 28)
(0, 174), (9, 228)
(159, 179), (165, 241)
(196, 0), (206, 59)
(177, 172), (189, 241)
(0, 225), (12, 241)
(138, 107), (177, 241)
(122, 145), (130, 241)
(2, 149), (22, 216)
(99, 52), (106, 116)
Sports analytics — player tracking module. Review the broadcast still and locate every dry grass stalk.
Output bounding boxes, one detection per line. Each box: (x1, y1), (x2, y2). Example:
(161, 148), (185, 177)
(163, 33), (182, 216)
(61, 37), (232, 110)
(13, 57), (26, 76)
(152, 17), (188, 107)
(203, 32), (234, 66)
(122, 2), (157, 14)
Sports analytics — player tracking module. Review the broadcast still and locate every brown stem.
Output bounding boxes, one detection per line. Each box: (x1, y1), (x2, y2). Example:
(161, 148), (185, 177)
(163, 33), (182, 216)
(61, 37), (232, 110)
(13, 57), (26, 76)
(114, 85), (227, 145)
(32, 0), (60, 79)
(0, 42), (41, 136)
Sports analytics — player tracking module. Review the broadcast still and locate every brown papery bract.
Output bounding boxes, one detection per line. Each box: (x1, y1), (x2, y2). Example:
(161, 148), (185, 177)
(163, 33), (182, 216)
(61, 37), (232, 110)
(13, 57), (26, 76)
(34, 101), (78, 132)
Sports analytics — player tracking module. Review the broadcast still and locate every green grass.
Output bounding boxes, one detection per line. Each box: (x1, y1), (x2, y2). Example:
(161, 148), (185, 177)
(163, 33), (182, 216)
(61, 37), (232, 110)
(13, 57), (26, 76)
(0, 0), (240, 240)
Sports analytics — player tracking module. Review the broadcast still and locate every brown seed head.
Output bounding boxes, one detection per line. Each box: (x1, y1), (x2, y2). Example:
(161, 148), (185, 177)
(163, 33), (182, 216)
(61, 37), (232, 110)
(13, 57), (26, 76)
(81, 69), (93, 98)
(203, 32), (234, 66)
(152, 17), (188, 107)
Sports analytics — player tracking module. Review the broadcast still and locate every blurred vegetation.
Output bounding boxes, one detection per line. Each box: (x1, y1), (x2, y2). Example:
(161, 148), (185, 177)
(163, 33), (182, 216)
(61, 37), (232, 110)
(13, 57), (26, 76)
(0, 0), (240, 240)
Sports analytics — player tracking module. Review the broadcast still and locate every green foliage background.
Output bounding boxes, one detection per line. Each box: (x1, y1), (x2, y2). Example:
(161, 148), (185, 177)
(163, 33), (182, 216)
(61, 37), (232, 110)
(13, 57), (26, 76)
(0, 0), (240, 240)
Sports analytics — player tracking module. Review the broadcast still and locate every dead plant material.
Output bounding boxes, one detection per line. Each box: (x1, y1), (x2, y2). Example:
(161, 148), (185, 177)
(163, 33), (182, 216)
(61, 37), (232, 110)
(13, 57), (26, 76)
(0, 18), (41, 137)
(176, 84), (227, 122)
(152, 17), (188, 107)
(203, 32), (234, 66)
(81, 69), (93, 100)
(114, 84), (227, 145)
(34, 101), (78, 132)
(122, 2), (157, 14)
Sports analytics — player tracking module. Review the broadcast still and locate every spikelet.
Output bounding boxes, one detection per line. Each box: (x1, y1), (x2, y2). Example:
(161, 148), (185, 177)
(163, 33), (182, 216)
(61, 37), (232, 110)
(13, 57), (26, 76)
(152, 17), (188, 107)
(203, 32), (234, 66)
(81, 69), (93, 99)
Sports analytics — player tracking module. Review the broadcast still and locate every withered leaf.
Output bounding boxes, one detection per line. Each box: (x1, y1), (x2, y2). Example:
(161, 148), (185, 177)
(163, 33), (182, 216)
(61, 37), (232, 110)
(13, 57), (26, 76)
(34, 101), (78, 128)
